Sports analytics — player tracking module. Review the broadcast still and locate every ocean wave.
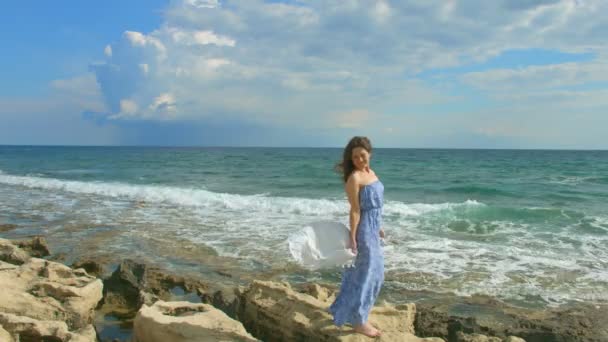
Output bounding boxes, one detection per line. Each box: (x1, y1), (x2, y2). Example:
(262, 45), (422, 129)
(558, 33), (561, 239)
(548, 176), (592, 185)
(0, 171), (343, 216)
(383, 199), (484, 217)
(587, 176), (608, 185)
(0, 170), (480, 218)
(3, 169), (607, 307)
(442, 185), (516, 197)
(51, 169), (104, 175)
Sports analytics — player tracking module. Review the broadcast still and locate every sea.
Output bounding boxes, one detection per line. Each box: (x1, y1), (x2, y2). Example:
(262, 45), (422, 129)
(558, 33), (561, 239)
(1, 146), (607, 309)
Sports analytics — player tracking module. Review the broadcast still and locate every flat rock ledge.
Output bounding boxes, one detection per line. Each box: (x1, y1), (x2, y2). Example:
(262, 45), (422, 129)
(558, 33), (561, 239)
(236, 280), (444, 342)
(0, 238), (102, 342)
(133, 300), (258, 342)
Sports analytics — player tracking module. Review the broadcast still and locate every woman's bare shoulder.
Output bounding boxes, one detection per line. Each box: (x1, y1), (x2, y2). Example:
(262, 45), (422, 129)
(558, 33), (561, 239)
(347, 171), (363, 185)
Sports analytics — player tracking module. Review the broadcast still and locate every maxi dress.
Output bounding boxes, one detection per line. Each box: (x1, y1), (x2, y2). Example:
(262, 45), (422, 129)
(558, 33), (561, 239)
(329, 180), (385, 326)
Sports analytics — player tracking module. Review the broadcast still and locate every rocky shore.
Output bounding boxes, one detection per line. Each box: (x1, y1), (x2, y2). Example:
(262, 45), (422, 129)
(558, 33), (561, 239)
(1, 236), (607, 342)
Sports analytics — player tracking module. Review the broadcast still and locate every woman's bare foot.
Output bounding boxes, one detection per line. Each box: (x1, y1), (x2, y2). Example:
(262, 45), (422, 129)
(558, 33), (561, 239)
(353, 322), (381, 338)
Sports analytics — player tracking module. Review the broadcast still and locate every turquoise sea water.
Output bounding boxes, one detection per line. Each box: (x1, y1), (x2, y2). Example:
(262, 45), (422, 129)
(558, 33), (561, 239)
(1, 146), (607, 307)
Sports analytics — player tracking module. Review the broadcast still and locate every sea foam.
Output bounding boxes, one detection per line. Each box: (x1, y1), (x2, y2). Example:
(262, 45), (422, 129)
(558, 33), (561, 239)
(0, 171), (483, 219)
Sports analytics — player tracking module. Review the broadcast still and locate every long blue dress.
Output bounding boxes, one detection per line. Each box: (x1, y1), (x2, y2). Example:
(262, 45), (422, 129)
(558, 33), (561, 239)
(329, 180), (385, 326)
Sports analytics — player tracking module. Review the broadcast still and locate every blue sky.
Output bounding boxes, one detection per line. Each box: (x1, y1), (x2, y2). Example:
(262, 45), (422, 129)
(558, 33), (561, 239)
(1, 0), (607, 148)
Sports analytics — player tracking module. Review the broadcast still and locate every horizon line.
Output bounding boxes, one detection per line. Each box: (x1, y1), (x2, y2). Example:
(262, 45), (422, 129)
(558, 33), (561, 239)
(1, 144), (607, 152)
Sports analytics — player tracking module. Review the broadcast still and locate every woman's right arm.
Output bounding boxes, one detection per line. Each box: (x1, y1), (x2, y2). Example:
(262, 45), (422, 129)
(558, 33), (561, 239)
(345, 174), (360, 253)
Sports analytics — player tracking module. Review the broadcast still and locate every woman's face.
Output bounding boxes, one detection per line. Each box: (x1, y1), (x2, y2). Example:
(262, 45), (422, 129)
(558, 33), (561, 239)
(351, 147), (371, 171)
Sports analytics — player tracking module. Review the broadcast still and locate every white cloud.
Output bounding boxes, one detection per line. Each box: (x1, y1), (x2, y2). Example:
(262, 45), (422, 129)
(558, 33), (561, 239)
(372, 1), (392, 23)
(185, 0), (220, 9)
(462, 60), (608, 91)
(123, 31), (167, 59)
(121, 99), (138, 114)
(148, 93), (177, 118)
(167, 27), (235, 46)
(205, 58), (230, 69)
(104, 44), (112, 57)
(124, 31), (147, 46)
(83, 0), (608, 147)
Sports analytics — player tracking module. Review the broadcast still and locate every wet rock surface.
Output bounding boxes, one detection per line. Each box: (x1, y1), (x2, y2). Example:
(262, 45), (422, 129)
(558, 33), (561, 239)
(0, 223), (17, 232)
(72, 259), (105, 278)
(14, 236), (50, 258)
(101, 259), (211, 316)
(415, 298), (608, 342)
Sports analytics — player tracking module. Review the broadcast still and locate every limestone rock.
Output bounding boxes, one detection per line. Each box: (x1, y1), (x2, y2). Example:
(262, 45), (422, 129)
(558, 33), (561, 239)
(72, 259), (105, 277)
(505, 337), (526, 342)
(0, 324), (15, 342)
(0, 255), (103, 330)
(456, 332), (502, 342)
(103, 259), (209, 315)
(415, 299), (606, 342)
(0, 238), (30, 265)
(0, 239), (103, 341)
(133, 300), (258, 342)
(0, 260), (18, 271)
(0, 312), (96, 342)
(237, 280), (444, 342)
(303, 283), (336, 303)
(198, 286), (241, 319)
(15, 236), (50, 257)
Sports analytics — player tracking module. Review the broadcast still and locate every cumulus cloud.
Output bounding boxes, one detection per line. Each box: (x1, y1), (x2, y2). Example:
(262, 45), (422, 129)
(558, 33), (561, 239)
(81, 0), (608, 147)
(462, 60), (608, 91)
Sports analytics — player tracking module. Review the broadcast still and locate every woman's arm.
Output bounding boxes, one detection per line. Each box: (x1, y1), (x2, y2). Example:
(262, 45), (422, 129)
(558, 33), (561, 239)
(345, 175), (360, 253)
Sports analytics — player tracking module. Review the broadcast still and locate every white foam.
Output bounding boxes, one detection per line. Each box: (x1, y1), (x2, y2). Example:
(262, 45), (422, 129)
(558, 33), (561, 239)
(4, 170), (607, 305)
(0, 171), (484, 219)
(0, 171), (345, 216)
(384, 199), (484, 217)
(548, 175), (594, 185)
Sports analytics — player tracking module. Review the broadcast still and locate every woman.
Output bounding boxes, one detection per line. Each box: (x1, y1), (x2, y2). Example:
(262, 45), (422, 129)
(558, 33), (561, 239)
(329, 136), (385, 338)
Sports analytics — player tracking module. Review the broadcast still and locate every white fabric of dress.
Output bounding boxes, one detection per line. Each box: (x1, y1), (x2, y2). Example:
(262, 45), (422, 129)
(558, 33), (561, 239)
(288, 221), (356, 270)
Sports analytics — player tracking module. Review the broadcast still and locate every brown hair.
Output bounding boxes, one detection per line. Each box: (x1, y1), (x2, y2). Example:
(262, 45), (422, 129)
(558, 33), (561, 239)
(335, 136), (372, 183)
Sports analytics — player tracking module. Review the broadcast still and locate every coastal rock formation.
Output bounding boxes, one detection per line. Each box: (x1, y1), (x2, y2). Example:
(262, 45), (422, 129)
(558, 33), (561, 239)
(237, 280), (443, 342)
(0, 312), (97, 342)
(0, 223), (17, 232)
(0, 324), (14, 342)
(0, 238), (31, 265)
(197, 286), (242, 319)
(455, 332), (503, 342)
(415, 298), (606, 342)
(102, 259), (211, 317)
(133, 300), (258, 342)
(0, 239), (102, 341)
(72, 259), (105, 278)
(14, 236), (50, 257)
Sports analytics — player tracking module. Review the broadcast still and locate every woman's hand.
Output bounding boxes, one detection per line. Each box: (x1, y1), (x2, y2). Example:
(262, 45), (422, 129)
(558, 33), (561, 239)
(379, 228), (385, 239)
(349, 237), (358, 254)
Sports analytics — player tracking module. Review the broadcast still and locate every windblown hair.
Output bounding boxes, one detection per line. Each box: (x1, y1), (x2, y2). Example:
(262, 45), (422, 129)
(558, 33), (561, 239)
(335, 136), (372, 183)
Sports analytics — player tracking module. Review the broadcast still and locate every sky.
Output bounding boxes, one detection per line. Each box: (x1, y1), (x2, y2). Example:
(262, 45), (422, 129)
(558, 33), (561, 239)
(1, 0), (607, 149)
